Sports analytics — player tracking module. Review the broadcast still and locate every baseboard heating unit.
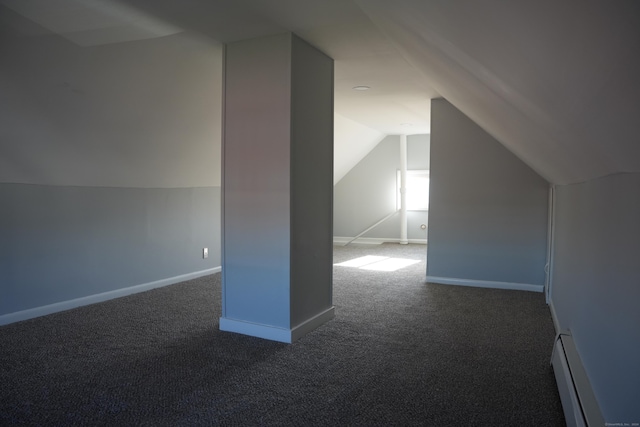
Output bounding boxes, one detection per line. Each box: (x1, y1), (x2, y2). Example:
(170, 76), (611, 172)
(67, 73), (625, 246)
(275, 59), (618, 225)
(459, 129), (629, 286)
(551, 332), (604, 427)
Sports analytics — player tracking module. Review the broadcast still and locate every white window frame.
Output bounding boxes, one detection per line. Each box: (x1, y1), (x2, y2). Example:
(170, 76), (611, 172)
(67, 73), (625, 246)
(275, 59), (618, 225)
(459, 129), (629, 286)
(397, 169), (429, 211)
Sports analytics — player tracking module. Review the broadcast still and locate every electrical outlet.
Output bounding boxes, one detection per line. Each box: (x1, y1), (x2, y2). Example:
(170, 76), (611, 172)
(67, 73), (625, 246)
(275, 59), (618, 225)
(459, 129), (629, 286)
(203, 248), (208, 259)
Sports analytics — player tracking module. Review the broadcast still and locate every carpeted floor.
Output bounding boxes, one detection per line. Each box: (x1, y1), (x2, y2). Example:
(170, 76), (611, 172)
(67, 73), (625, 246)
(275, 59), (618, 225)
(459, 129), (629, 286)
(0, 243), (564, 426)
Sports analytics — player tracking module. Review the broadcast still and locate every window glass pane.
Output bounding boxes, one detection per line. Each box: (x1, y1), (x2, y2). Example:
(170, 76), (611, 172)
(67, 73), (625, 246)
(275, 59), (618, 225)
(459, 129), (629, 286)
(397, 170), (429, 211)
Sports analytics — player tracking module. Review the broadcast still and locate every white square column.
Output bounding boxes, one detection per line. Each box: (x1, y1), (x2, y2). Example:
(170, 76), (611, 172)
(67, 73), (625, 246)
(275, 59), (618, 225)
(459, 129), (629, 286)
(220, 33), (334, 343)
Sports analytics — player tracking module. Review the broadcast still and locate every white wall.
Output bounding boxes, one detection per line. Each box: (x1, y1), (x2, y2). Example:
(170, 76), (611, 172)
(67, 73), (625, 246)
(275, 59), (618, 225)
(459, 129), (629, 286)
(427, 99), (549, 288)
(0, 10), (223, 321)
(551, 173), (640, 421)
(0, 28), (222, 187)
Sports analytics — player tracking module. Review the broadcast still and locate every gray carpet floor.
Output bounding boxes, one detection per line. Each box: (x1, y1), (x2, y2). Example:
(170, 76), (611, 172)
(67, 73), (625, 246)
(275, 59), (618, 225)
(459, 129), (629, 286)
(0, 243), (564, 426)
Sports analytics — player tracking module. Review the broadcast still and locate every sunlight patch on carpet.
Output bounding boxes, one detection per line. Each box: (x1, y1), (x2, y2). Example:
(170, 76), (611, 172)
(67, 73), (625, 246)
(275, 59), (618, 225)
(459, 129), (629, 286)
(334, 256), (420, 272)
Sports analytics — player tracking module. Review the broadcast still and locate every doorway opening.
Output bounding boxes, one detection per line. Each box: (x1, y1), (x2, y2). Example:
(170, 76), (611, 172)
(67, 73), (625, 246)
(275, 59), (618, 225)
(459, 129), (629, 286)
(332, 133), (430, 281)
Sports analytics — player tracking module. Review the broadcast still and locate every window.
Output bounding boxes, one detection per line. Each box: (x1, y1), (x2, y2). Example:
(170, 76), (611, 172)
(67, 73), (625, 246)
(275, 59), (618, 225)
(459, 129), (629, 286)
(397, 170), (429, 211)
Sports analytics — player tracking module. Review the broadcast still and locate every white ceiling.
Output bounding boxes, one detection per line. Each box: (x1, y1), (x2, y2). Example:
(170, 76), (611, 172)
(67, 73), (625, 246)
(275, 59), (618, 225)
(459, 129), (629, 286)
(3, 0), (639, 185)
(356, 0), (640, 184)
(2, 0), (437, 136)
(1, 0), (182, 45)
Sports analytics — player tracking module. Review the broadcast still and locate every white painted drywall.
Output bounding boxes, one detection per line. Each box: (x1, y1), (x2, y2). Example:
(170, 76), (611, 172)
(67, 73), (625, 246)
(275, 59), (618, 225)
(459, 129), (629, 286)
(356, 0), (640, 185)
(551, 172), (640, 422)
(333, 113), (385, 184)
(427, 99), (549, 286)
(0, 29), (222, 188)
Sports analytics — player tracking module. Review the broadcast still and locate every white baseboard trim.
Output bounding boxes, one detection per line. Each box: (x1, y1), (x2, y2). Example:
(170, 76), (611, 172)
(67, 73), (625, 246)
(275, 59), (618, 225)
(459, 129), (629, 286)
(333, 236), (427, 246)
(219, 318), (292, 343)
(0, 267), (221, 326)
(291, 307), (335, 342)
(426, 276), (544, 293)
(220, 306), (335, 344)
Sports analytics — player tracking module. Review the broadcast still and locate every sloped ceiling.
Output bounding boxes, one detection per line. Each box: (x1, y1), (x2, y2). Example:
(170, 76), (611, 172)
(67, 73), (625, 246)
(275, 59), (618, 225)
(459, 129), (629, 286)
(357, 0), (640, 184)
(334, 113), (385, 185)
(4, 0), (639, 185)
(1, 0), (182, 45)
